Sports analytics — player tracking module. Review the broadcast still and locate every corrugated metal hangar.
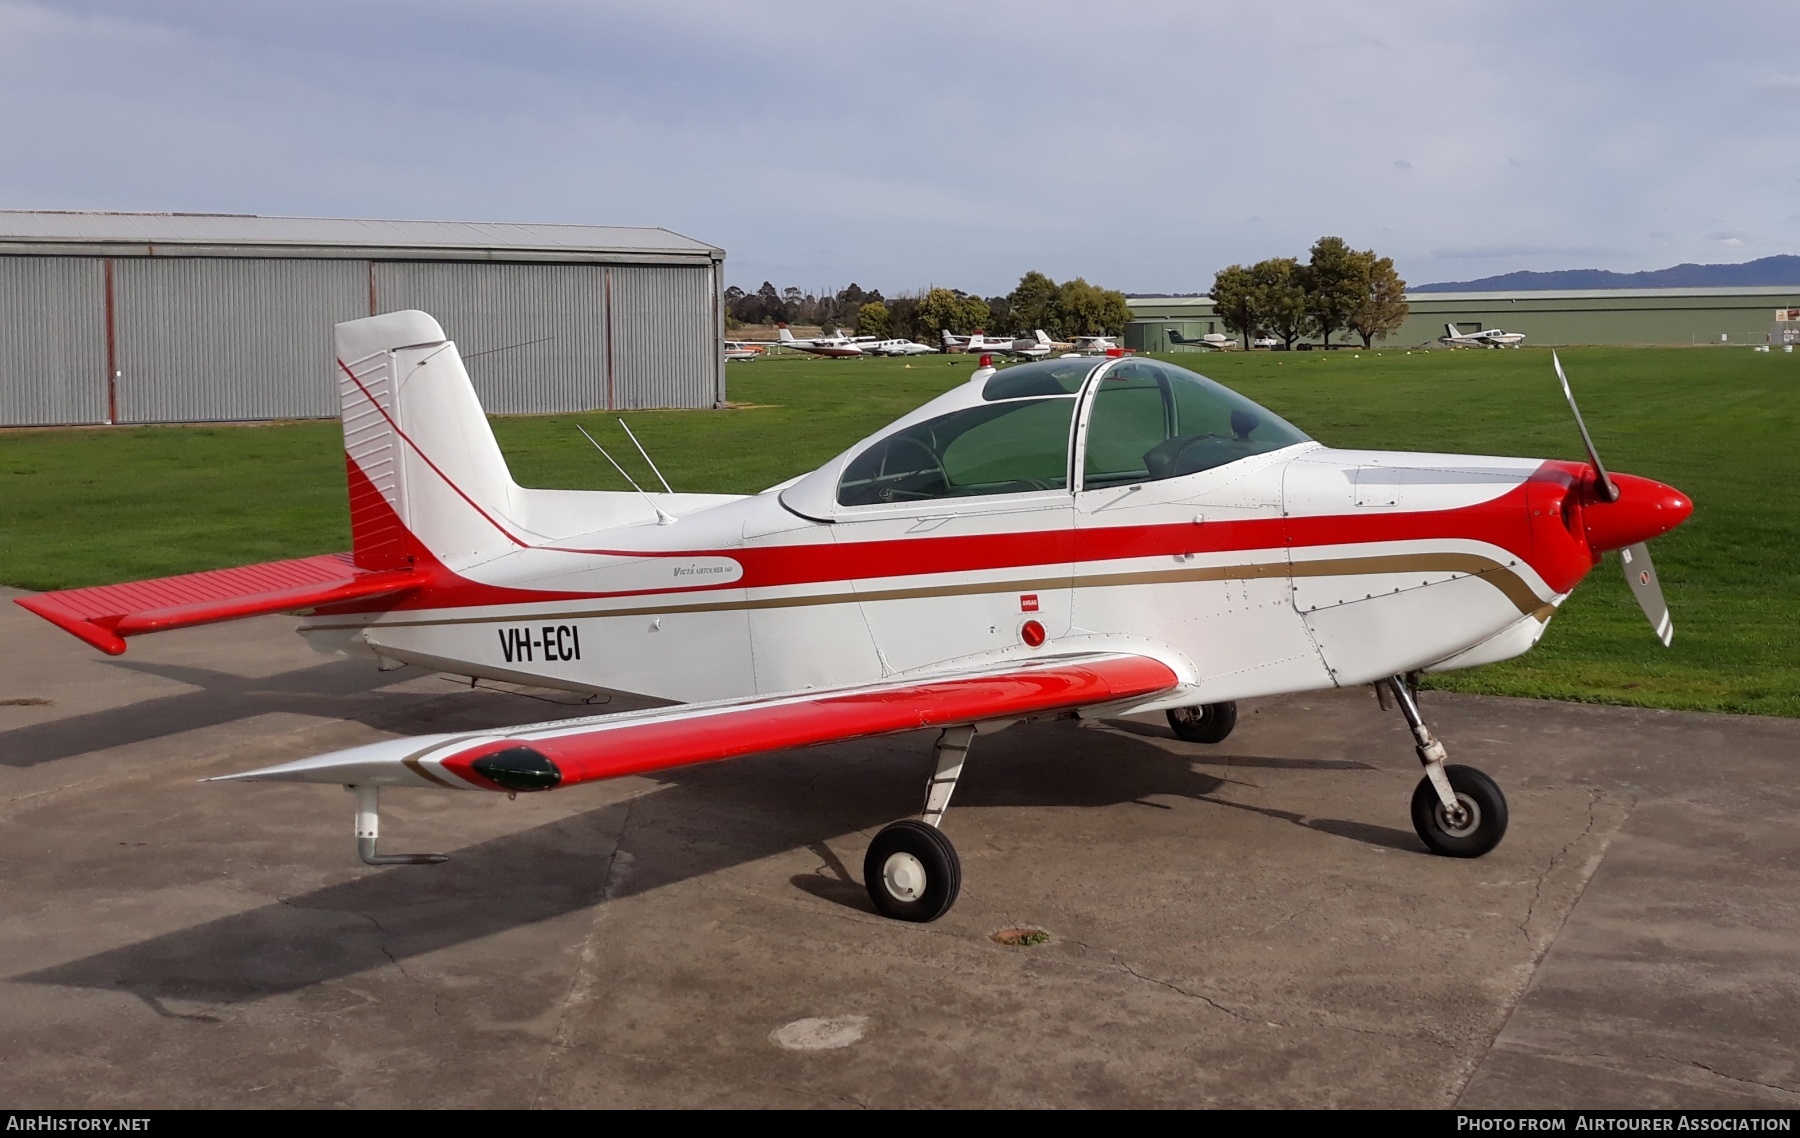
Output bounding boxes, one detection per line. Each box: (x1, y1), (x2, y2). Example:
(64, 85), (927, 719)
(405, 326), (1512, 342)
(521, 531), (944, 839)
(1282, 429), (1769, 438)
(1126, 285), (1800, 351)
(0, 211), (726, 427)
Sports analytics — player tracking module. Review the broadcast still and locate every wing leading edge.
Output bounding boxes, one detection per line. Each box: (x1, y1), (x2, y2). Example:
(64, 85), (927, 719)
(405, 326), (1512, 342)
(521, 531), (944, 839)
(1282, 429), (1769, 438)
(213, 652), (1182, 792)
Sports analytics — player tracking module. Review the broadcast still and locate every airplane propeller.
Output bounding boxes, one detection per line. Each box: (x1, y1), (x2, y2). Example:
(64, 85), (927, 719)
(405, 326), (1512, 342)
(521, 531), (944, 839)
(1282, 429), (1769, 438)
(1554, 351), (1677, 647)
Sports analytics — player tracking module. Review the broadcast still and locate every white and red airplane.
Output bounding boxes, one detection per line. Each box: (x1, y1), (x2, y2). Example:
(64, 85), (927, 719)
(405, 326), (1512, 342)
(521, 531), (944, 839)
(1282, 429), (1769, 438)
(18, 311), (1690, 923)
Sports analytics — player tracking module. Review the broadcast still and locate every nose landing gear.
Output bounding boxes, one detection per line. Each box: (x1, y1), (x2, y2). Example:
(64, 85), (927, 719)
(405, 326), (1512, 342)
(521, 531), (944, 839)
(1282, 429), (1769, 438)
(1383, 676), (1508, 857)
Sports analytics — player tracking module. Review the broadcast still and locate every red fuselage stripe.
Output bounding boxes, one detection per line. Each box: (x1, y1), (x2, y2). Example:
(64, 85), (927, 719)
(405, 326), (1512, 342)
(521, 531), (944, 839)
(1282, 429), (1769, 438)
(367, 461), (1592, 613)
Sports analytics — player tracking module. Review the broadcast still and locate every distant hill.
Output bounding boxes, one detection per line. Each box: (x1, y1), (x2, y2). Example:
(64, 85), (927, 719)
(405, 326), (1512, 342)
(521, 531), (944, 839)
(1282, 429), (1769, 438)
(1412, 255), (1800, 293)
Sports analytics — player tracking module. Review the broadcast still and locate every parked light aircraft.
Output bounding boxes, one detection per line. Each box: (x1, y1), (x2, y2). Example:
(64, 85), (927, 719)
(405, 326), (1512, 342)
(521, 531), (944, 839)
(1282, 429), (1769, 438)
(864, 338), (937, 357)
(724, 340), (768, 362)
(19, 311), (1691, 923)
(1168, 329), (1234, 351)
(776, 326), (867, 358)
(1440, 324), (1527, 349)
(1068, 334), (1119, 354)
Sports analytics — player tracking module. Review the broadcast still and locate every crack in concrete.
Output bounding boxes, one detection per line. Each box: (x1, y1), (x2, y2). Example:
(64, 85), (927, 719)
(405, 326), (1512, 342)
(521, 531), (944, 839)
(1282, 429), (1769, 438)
(529, 793), (638, 1110)
(1517, 788), (1603, 952)
(1115, 962), (1275, 1026)
(1454, 793), (1638, 1110)
(346, 907), (443, 1021)
(1654, 1056), (1800, 1100)
(768, 1081), (871, 1109)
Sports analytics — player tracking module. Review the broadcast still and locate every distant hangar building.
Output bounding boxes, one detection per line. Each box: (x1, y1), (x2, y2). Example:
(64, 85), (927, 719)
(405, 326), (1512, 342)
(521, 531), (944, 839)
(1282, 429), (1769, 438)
(1127, 285), (1800, 351)
(0, 211), (726, 428)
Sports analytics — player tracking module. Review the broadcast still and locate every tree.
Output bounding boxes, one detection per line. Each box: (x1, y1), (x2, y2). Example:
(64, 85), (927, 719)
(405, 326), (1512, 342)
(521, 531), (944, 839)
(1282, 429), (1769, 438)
(1211, 264), (1259, 349)
(1007, 270), (1058, 334)
(1048, 277), (1131, 337)
(1346, 253), (1408, 348)
(856, 301), (892, 339)
(985, 295), (1012, 333)
(1249, 257), (1311, 350)
(914, 287), (989, 340)
(1302, 236), (1365, 349)
(958, 291), (992, 334)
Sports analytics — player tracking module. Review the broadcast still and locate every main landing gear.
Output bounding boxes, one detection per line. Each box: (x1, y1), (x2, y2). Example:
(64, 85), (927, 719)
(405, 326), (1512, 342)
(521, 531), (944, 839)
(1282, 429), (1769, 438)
(865, 725), (972, 922)
(1166, 700), (1237, 744)
(1382, 676), (1508, 857)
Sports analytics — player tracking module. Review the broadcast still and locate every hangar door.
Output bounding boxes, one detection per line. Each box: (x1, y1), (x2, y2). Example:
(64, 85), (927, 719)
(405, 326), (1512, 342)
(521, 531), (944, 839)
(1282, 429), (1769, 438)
(373, 262), (611, 415)
(0, 257), (106, 426)
(113, 258), (366, 423)
(609, 265), (716, 410)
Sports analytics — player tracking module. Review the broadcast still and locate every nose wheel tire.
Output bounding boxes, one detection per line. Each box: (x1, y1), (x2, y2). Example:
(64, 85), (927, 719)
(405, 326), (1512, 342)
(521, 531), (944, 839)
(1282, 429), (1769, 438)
(1411, 764), (1508, 858)
(864, 819), (962, 922)
(1167, 701), (1237, 744)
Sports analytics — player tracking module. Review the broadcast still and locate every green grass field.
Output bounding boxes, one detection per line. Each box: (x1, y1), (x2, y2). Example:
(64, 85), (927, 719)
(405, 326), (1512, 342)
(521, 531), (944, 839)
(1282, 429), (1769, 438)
(3, 345), (1795, 716)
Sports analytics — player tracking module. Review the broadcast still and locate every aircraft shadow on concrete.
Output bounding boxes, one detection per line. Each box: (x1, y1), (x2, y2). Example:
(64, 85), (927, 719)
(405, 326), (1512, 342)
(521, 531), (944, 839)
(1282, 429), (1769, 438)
(0, 658), (613, 769)
(18, 712), (1421, 1006)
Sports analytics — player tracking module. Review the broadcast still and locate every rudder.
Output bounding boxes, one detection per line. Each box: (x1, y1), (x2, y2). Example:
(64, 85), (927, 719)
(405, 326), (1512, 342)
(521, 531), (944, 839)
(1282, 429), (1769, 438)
(336, 311), (529, 571)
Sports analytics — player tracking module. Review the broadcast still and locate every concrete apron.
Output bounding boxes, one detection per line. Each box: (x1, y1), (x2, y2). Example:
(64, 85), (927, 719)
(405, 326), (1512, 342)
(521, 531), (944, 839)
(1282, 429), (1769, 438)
(1, 592), (1795, 1108)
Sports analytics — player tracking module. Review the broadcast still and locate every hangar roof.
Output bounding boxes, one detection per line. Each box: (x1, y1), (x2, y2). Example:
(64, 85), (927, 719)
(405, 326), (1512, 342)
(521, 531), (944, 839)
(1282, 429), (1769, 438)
(0, 211), (722, 264)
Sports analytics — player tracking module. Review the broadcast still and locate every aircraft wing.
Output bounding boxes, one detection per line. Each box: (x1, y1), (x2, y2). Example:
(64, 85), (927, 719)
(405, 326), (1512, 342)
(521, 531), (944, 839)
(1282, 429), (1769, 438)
(212, 651), (1181, 792)
(16, 553), (421, 656)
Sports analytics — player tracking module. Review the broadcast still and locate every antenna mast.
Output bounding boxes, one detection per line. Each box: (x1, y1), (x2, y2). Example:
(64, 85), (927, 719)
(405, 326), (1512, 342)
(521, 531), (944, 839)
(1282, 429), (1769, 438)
(617, 419), (674, 494)
(577, 424), (675, 525)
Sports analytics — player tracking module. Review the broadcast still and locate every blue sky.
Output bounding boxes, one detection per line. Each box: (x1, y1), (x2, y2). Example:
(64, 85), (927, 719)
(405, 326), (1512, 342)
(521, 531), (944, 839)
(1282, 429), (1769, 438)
(3, 1), (1796, 295)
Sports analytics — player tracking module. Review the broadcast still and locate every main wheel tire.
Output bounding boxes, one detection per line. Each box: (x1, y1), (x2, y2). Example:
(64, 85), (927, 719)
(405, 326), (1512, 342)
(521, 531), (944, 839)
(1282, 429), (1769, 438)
(864, 819), (962, 922)
(1167, 701), (1238, 744)
(1411, 764), (1509, 858)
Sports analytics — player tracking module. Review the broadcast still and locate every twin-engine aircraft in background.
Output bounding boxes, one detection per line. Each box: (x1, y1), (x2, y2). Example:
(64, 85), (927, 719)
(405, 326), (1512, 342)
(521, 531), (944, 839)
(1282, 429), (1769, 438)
(774, 326), (933, 358)
(773, 325), (871, 358)
(1440, 323), (1528, 349)
(18, 312), (1690, 922)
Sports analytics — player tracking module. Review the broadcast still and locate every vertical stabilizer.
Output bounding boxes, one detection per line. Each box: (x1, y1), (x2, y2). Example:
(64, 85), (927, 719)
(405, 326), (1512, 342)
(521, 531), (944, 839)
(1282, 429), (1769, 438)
(336, 311), (528, 570)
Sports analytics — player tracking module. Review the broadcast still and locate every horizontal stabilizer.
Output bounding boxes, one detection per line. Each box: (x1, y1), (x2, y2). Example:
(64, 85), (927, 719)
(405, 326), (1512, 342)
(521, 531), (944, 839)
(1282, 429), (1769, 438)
(213, 651), (1181, 791)
(16, 553), (420, 655)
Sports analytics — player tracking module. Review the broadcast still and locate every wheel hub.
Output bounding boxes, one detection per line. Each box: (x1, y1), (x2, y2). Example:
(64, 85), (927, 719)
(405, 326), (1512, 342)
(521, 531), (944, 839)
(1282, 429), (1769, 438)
(882, 852), (927, 902)
(1436, 793), (1481, 838)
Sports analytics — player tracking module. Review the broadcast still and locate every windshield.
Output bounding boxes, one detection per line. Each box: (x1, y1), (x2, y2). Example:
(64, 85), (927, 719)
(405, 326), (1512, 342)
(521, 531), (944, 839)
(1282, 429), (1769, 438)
(1083, 359), (1309, 488)
(981, 358), (1096, 400)
(837, 396), (1076, 506)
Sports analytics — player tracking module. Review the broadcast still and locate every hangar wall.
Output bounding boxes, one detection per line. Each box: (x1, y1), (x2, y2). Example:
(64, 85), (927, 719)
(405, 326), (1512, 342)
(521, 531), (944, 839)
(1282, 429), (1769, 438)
(0, 213), (726, 427)
(1127, 286), (1800, 351)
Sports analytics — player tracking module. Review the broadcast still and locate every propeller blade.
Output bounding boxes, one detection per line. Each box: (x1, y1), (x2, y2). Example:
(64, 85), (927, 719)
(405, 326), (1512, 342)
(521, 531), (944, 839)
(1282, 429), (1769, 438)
(1553, 351), (1619, 503)
(1620, 541), (1673, 647)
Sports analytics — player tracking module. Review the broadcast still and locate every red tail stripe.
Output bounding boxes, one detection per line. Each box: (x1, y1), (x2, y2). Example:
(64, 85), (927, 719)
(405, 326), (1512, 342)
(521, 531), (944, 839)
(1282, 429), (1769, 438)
(336, 356), (533, 550)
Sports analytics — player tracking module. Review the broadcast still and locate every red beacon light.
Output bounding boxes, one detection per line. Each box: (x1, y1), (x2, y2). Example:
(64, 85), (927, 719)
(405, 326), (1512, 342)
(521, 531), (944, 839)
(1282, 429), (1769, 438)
(979, 353), (993, 368)
(1104, 347), (1124, 357)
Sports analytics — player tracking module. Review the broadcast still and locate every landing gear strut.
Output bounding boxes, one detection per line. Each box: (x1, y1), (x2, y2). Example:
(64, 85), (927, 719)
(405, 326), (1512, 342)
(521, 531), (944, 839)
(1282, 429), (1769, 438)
(348, 784), (447, 866)
(1382, 677), (1508, 857)
(865, 725), (970, 922)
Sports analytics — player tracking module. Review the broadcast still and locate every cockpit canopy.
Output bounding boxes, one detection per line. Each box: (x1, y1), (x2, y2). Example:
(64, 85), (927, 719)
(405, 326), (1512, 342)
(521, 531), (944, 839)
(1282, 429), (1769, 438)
(782, 357), (1311, 519)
